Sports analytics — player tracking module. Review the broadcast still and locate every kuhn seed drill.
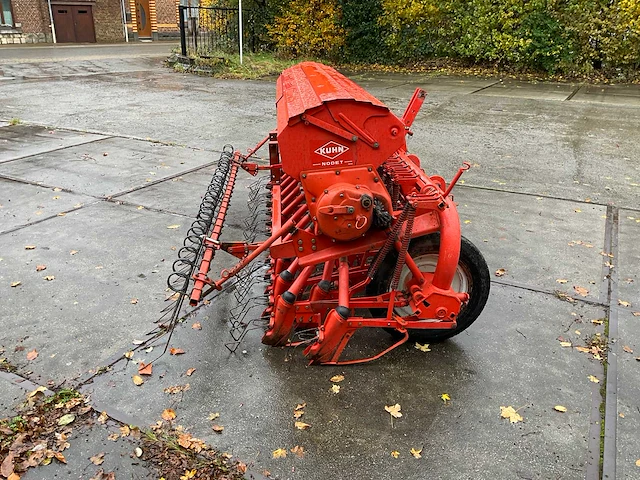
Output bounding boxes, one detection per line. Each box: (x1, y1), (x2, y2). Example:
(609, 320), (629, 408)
(164, 62), (490, 365)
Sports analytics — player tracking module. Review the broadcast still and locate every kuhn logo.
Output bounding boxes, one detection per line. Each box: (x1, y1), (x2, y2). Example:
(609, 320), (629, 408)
(314, 141), (349, 160)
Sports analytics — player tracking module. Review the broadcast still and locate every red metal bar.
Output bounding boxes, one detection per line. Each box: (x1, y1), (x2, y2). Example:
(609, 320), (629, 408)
(401, 88), (426, 128)
(190, 153), (241, 306)
(443, 162), (470, 198)
(338, 257), (350, 308)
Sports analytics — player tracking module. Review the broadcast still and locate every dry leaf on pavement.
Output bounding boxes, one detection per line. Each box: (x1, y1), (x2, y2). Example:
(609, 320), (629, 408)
(90, 453), (105, 465)
(186, 368), (196, 376)
(588, 375), (600, 383)
(556, 279), (568, 284)
(138, 362), (152, 376)
(495, 268), (506, 277)
(573, 286), (588, 297)
(441, 393), (451, 403)
(208, 413), (220, 421)
(44, 276), (55, 281)
(25, 245), (36, 250)
(331, 384), (340, 394)
(390, 451), (400, 458)
(500, 406), (523, 423)
(132, 375), (144, 386)
(170, 348), (185, 355)
(623, 346), (634, 353)
(554, 405), (567, 413)
(410, 447), (422, 459)
(291, 446), (305, 458)
(36, 265), (47, 272)
(130, 298), (138, 304)
(10, 281), (21, 287)
(272, 448), (287, 459)
(26, 349), (38, 361)
(192, 322), (202, 330)
(330, 374), (344, 382)
(385, 404), (402, 418)
(415, 343), (431, 352)
(619, 300), (631, 307)
(167, 225), (181, 229)
(97, 411), (109, 423)
(294, 421), (311, 430)
(161, 409), (176, 421)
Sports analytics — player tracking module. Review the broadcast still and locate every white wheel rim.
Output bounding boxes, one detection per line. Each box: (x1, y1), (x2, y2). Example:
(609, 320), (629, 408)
(395, 254), (469, 317)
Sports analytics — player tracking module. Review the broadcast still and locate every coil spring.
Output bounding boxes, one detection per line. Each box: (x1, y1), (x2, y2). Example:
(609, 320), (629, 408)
(166, 145), (234, 297)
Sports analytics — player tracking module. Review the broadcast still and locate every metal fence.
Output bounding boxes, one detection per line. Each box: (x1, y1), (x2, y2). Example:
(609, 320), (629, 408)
(178, 5), (260, 57)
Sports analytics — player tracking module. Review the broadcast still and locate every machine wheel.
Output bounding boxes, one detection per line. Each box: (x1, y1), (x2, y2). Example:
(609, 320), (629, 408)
(367, 233), (490, 342)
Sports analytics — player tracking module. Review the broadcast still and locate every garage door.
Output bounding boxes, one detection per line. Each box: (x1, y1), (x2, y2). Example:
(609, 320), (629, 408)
(52, 5), (96, 43)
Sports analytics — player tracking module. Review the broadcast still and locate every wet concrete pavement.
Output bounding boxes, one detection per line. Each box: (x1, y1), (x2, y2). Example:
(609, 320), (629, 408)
(1, 44), (639, 479)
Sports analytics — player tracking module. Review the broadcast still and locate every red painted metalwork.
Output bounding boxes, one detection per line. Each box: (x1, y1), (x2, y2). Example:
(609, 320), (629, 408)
(184, 61), (483, 364)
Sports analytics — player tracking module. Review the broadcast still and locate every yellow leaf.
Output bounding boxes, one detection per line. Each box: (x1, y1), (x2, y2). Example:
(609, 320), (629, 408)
(295, 421), (311, 430)
(132, 375), (144, 386)
(385, 404), (402, 418)
(331, 384), (340, 394)
(410, 447), (422, 459)
(124, 351), (134, 359)
(120, 425), (130, 437)
(636, 459), (640, 467)
(53, 196), (61, 200)
(90, 452), (105, 465)
(180, 469), (197, 480)
(137, 206), (144, 210)
(619, 300), (631, 307)
(294, 402), (306, 411)
(330, 374), (345, 382)
(415, 343), (431, 352)
(167, 224), (181, 229)
(554, 405), (567, 412)
(161, 408), (176, 421)
(97, 411), (109, 423)
(441, 393), (451, 403)
(500, 406), (523, 423)
(208, 412), (220, 421)
(576, 346), (590, 353)
(463, 219), (471, 224)
(272, 448), (287, 459)
(495, 268), (506, 277)
(391, 450), (400, 458)
(44, 275), (55, 281)
(70, 250), (78, 255)
(592, 318), (604, 324)
(11, 281), (21, 287)
(556, 279), (568, 284)
(560, 341), (572, 347)
(588, 375), (600, 383)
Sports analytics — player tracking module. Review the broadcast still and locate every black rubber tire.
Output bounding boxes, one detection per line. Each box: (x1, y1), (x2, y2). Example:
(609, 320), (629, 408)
(366, 233), (490, 342)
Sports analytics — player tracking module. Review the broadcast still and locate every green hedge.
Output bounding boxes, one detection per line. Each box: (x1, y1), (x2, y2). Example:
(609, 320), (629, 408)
(267, 0), (640, 76)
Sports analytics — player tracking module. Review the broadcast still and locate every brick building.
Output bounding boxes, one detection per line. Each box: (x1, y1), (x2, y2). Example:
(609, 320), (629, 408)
(1, 0), (179, 44)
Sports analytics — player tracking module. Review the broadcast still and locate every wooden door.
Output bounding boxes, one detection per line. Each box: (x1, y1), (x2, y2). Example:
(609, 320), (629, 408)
(52, 7), (75, 43)
(72, 6), (95, 43)
(135, 0), (152, 38)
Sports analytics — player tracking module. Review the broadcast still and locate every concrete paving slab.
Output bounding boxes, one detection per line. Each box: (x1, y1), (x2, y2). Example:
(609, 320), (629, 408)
(0, 178), (96, 233)
(0, 125), (108, 163)
(0, 374), (28, 418)
(476, 80), (577, 101)
(455, 187), (607, 302)
(21, 422), (148, 480)
(0, 201), (193, 384)
(571, 85), (640, 107)
(85, 282), (604, 480)
(0, 137), (216, 198)
(614, 210), (640, 479)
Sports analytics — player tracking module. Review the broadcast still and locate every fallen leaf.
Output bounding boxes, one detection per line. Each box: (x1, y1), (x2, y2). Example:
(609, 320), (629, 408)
(588, 375), (600, 383)
(330, 374), (345, 383)
(25, 245), (36, 250)
(54, 452), (66, 464)
(556, 279), (568, 284)
(291, 445), (305, 458)
(164, 384), (190, 394)
(632, 312), (640, 317)
(463, 219), (471, 224)
(7, 473), (19, 480)
(170, 348), (185, 355)
(161, 409), (176, 421)
(294, 421), (311, 430)
(44, 275), (55, 281)
(385, 404), (402, 418)
(90, 453), (105, 465)
(576, 346), (590, 353)
(58, 414), (75, 426)
(272, 448), (287, 459)
(554, 405), (567, 413)
(97, 411), (109, 423)
(391, 451), (400, 458)
(108, 433), (119, 441)
(592, 319), (604, 325)
(36, 265), (47, 271)
(441, 393), (451, 403)
(635, 459), (640, 467)
(619, 300), (631, 307)
(500, 406), (523, 423)
(27, 349), (38, 361)
(573, 286), (588, 297)
(28, 386), (47, 398)
(495, 268), (506, 277)
(623, 346), (634, 354)
(208, 412), (220, 421)
(295, 402), (306, 411)
(619, 412), (625, 418)
(70, 250), (78, 255)
(191, 322), (202, 330)
(135, 447), (143, 458)
(124, 351), (134, 359)
(137, 206), (144, 210)
(331, 384), (340, 394)
(167, 225), (181, 229)
(130, 298), (138, 304)
(132, 375), (144, 386)
(575, 330), (581, 335)
(186, 368), (196, 376)
(560, 341), (572, 347)
(415, 343), (431, 352)
(10, 281), (21, 287)
(410, 447), (422, 459)
(119, 425), (130, 437)
(2, 452), (15, 477)
(138, 362), (152, 375)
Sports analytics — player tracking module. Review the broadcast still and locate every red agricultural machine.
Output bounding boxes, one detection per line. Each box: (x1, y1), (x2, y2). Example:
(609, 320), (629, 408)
(164, 62), (490, 365)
